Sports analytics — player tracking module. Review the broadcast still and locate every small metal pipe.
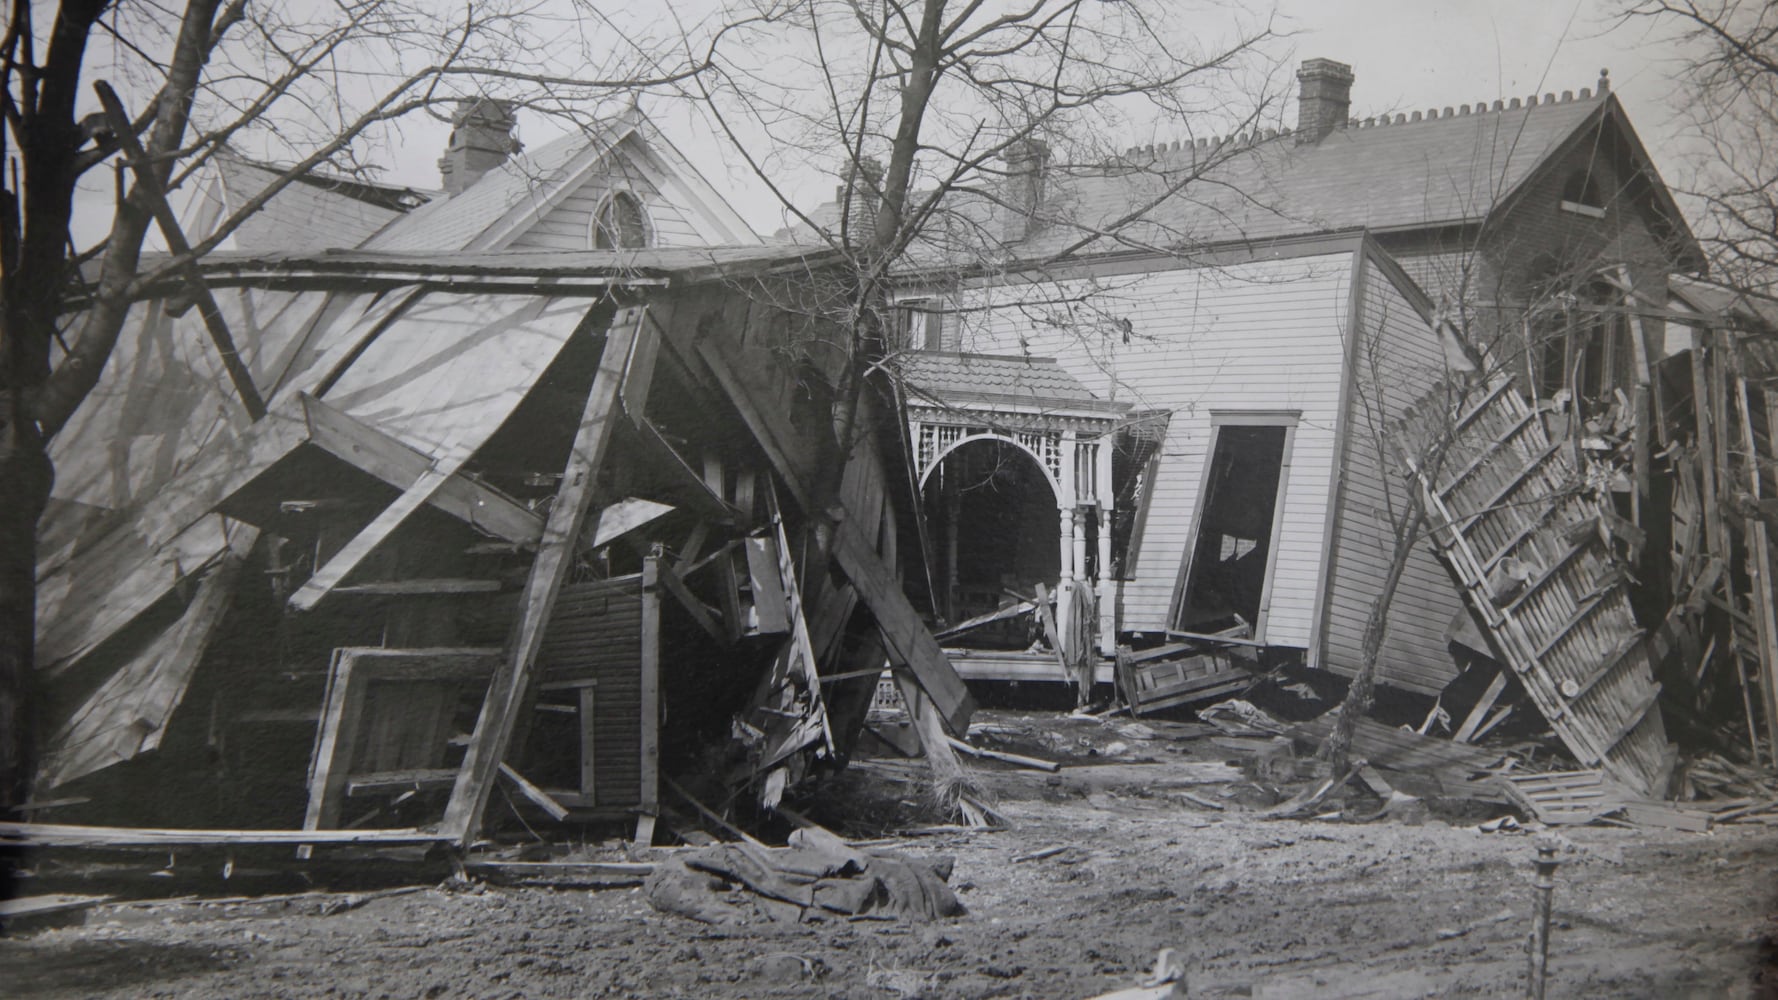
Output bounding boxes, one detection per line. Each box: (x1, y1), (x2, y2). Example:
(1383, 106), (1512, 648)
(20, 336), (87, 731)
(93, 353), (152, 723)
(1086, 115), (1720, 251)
(1526, 839), (1561, 998)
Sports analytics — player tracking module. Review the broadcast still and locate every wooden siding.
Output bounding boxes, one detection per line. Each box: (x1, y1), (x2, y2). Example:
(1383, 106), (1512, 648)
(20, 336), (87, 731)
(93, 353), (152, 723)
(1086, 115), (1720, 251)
(1319, 253), (1471, 694)
(508, 136), (706, 252)
(536, 577), (645, 809)
(956, 253), (1355, 644)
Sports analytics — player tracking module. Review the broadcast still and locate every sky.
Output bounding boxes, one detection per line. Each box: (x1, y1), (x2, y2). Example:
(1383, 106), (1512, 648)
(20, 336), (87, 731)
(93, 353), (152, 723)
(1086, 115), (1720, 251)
(70, 0), (1700, 247)
(496, 0), (1702, 237)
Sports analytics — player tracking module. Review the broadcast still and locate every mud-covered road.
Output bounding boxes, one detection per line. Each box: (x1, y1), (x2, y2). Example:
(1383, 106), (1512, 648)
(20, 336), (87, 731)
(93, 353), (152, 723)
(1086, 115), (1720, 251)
(6, 711), (1777, 998)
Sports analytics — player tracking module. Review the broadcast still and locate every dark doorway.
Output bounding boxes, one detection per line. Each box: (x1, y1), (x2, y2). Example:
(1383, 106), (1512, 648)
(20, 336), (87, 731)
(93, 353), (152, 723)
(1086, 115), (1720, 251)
(923, 438), (1060, 647)
(1175, 424), (1289, 632)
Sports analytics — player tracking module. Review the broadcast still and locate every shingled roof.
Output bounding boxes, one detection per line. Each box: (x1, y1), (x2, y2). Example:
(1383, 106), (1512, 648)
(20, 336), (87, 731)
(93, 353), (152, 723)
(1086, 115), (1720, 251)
(787, 73), (1698, 269)
(894, 352), (1126, 413)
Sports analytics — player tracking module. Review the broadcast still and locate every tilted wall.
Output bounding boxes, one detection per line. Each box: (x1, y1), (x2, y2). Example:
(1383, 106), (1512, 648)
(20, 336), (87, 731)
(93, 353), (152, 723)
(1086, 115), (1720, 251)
(956, 251), (1355, 649)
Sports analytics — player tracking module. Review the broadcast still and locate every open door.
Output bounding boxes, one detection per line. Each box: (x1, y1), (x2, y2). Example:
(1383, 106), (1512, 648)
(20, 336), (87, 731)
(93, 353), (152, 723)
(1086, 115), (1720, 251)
(1173, 422), (1292, 634)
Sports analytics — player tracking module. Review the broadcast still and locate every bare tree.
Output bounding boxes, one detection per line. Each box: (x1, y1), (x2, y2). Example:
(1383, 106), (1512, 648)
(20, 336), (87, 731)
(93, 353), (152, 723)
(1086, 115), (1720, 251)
(0, 0), (701, 813)
(683, 0), (1281, 494)
(1623, 1), (1778, 290)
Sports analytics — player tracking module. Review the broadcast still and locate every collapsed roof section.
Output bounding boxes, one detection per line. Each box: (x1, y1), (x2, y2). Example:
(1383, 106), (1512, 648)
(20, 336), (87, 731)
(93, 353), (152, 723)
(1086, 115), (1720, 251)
(36, 246), (973, 846)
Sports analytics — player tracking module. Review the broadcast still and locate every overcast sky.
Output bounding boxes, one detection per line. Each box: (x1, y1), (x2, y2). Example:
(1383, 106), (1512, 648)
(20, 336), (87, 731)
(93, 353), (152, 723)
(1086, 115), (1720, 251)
(75, 1), (1698, 247)
(563, 0), (1698, 237)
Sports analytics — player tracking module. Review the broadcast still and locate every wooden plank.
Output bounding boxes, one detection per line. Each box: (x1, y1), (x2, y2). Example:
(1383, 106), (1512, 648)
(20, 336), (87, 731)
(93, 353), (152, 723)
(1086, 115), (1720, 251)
(1452, 670), (1509, 743)
(654, 557), (729, 645)
(834, 520), (976, 735)
(288, 459), (471, 611)
(744, 535), (791, 633)
(713, 548), (745, 643)
(301, 392), (543, 546)
(498, 763), (571, 822)
(639, 556), (662, 817)
(0, 894), (113, 921)
(590, 497), (675, 549)
(332, 578), (502, 596)
(441, 309), (650, 848)
(0, 822), (445, 847)
(303, 651), (369, 839)
(577, 685), (598, 802)
(1599, 683), (1663, 759)
(344, 768), (459, 797)
(1031, 583), (1075, 684)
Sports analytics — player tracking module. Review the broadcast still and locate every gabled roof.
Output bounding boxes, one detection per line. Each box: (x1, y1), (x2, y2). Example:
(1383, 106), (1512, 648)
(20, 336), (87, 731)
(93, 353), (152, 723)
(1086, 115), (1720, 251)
(792, 81), (1699, 270)
(364, 108), (759, 253)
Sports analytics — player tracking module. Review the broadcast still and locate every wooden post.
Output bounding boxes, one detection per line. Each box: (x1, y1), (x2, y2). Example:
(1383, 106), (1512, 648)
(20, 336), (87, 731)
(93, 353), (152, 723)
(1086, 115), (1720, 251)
(639, 554), (662, 829)
(440, 309), (648, 848)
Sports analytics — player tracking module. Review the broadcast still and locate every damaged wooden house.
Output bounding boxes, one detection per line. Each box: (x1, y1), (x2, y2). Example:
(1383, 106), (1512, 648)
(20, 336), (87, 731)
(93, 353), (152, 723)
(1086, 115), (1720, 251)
(798, 60), (1730, 796)
(25, 102), (974, 849)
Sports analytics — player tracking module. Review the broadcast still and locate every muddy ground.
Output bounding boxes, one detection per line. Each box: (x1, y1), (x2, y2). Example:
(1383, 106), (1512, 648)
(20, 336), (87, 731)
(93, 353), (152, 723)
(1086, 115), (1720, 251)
(6, 708), (1778, 999)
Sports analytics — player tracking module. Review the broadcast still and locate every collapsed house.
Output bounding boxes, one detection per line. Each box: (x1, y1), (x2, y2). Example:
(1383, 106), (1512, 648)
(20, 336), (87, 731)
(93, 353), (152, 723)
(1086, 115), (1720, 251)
(25, 103), (973, 847)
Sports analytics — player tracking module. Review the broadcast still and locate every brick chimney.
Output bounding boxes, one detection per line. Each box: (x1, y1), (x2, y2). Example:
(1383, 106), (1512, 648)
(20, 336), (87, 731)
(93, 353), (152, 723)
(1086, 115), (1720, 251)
(835, 156), (884, 251)
(1295, 58), (1354, 144)
(438, 99), (521, 195)
(1002, 139), (1049, 243)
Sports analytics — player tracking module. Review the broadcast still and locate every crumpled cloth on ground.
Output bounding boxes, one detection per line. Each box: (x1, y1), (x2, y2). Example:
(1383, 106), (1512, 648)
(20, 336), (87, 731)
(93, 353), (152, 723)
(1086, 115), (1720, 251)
(645, 827), (964, 924)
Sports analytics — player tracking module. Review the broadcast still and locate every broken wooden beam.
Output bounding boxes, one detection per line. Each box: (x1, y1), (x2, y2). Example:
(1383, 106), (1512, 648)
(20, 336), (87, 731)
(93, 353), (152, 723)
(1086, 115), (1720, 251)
(440, 309), (651, 849)
(497, 763), (571, 822)
(945, 737), (1061, 772)
(301, 393), (544, 546)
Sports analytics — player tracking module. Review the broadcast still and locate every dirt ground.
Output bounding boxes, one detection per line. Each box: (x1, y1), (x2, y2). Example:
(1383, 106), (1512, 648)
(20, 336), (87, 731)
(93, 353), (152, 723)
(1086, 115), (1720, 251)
(6, 708), (1778, 999)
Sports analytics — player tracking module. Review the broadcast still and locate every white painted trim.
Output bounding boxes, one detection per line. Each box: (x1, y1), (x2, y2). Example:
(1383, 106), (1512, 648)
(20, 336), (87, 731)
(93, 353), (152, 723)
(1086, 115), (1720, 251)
(586, 188), (656, 249)
(916, 431), (1061, 504)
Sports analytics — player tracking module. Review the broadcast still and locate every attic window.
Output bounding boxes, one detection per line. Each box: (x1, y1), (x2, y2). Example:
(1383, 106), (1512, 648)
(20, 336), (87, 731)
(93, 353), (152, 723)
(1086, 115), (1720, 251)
(1559, 170), (1605, 218)
(592, 191), (651, 249)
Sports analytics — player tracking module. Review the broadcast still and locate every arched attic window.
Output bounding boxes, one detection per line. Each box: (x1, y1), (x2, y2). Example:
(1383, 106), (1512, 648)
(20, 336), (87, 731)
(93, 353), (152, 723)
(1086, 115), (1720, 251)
(591, 191), (651, 249)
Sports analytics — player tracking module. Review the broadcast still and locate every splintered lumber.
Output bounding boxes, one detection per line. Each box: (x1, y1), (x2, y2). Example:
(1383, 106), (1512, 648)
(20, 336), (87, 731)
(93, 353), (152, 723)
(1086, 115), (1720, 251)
(836, 522), (977, 735)
(685, 319), (974, 735)
(301, 393), (543, 546)
(1618, 800), (1716, 833)
(946, 736), (1061, 772)
(1453, 670), (1510, 744)
(0, 895), (114, 927)
(288, 455), (476, 611)
(1500, 770), (1629, 825)
(934, 599), (1036, 641)
(1286, 714), (1504, 780)
(497, 764), (571, 822)
(441, 308), (650, 848)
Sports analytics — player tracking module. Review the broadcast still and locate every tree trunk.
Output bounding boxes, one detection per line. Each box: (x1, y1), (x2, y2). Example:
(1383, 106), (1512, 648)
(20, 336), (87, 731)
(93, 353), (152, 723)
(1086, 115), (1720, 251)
(0, 406), (52, 822)
(1321, 490), (1428, 774)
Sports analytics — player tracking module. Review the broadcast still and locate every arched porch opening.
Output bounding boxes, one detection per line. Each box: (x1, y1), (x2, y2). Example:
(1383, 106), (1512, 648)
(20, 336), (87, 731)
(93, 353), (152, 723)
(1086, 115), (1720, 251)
(922, 437), (1060, 648)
